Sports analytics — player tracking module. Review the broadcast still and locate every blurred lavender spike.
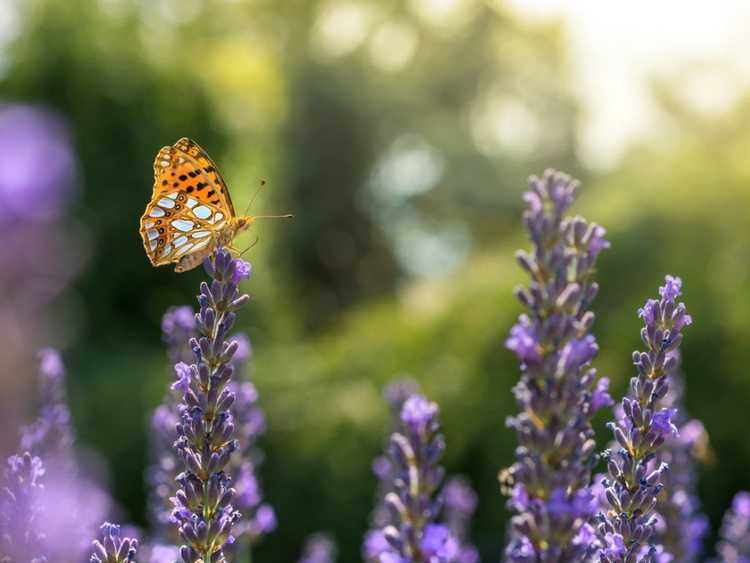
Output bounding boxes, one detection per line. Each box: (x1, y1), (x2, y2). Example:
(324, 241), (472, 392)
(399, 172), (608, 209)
(596, 275), (692, 562)
(147, 306), (198, 540)
(19, 348), (76, 468)
(162, 305), (198, 365)
(170, 248), (259, 563)
(90, 522), (139, 563)
(654, 359), (709, 563)
(442, 477), (480, 563)
(502, 170), (612, 561)
(715, 491), (750, 562)
(297, 533), (338, 563)
(0, 452), (47, 561)
(365, 392), (459, 562)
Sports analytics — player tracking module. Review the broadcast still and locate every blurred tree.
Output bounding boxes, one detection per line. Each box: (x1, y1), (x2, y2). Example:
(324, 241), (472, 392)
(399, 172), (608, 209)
(275, 0), (583, 328)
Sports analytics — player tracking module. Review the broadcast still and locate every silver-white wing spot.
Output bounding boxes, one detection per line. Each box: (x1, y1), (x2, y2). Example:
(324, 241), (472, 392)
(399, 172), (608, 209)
(147, 229), (159, 241)
(160, 160), (169, 168)
(161, 244), (173, 257)
(174, 235), (189, 247)
(173, 220), (195, 232)
(193, 205), (212, 220)
(143, 220), (155, 228)
(192, 231), (211, 238)
(149, 207), (165, 218)
(167, 193), (179, 200)
(192, 239), (210, 252)
(158, 197), (175, 209)
(187, 197), (198, 208)
(149, 239), (157, 251)
(175, 242), (194, 256)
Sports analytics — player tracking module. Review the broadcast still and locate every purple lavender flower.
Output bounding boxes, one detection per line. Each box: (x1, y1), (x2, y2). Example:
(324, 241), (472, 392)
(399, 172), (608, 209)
(297, 533), (338, 563)
(715, 491), (750, 562)
(366, 380), (477, 562)
(90, 522), (139, 563)
(150, 306), (273, 551)
(227, 371), (276, 547)
(376, 393), (448, 561)
(502, 170), (612, 561)
(442, 477), (479, 563)
(596, 275), (692, 562)
(143, 543), (181, 563)
(170, 249), (251, 562)
(654, 360), (709, 563)
(162, 305), (198, 364)
(0, 452), (47, 561)
(0, 104), (76, 222)
(5, 350), (111, 561)
(19, 348), (76, 468)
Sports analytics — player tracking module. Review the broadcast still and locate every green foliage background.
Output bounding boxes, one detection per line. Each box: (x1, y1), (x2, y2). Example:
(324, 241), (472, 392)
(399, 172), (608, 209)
(2, 0), (749, 560)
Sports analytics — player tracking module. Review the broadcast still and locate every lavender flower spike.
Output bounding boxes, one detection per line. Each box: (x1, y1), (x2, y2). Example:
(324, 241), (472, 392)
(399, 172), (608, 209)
(0, 452), (46, 561)
(714, 491), (750, 562)
(297, 533), (338, 563)
(596, 275), (692, 562)
(91, 523), (139, 563)
(654, 359), (709, 563)
(502, 170), (612, 561)
(377, 394), (457, 562)
(171, 248), (252, 563)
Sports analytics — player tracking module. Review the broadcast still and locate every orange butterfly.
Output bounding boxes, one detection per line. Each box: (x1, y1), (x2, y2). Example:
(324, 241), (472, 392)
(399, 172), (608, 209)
(139, 138), (291, 272)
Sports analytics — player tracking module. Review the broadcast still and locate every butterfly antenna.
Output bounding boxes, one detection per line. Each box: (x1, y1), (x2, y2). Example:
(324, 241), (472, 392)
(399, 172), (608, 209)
(244, 178), (267, 216)
(253, 214), (294, 219)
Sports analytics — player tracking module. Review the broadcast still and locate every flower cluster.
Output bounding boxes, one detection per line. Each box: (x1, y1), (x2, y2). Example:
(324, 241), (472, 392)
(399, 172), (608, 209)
(0, 453), (47, 561)
(170, 248), (252, 562)
(714, 491), (750, 562)
(297, 533), (338, 563)
(19, 348), (76, 468)
(654, 361), (709, 562)
(149, 301), (274, 554)
(596, 275), (692, 561)
(503, 170), (612, 561)
(1, 350), (111, 562)
(365, 390), (463, 563)
(90, 522), (139, 563)
(441, 477), (479, 563)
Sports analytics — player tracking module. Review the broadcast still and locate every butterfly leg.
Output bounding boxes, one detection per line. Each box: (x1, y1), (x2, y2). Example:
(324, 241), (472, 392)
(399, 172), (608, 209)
(238, 235), (260, 257)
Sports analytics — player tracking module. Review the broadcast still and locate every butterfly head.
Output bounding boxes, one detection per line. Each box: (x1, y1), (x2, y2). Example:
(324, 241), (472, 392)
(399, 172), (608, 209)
(236, 215), (256, 232)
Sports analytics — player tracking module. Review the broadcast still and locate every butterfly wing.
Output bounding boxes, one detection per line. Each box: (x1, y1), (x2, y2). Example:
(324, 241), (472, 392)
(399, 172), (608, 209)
(171, 137), (236, 216)
(140, 139), (233, 267)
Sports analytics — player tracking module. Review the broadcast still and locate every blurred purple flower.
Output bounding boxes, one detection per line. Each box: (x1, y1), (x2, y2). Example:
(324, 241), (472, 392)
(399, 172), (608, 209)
(653, 361), (709, 563)
(421, 524), (459, 560)
(0, 453), (46, 561)
(161, 305), (197, 364)
(0, 104), (76, 223)
(297, 533), (338, 563)
(363, 530), (390, 560)
(715, 491), (750, 562)
(442, 476), (479, 561)
(19, 348), (75, 467)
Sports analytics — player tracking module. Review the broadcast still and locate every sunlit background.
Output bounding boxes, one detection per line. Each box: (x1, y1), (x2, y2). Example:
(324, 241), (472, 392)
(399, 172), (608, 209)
(1, 0), (750, 559)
